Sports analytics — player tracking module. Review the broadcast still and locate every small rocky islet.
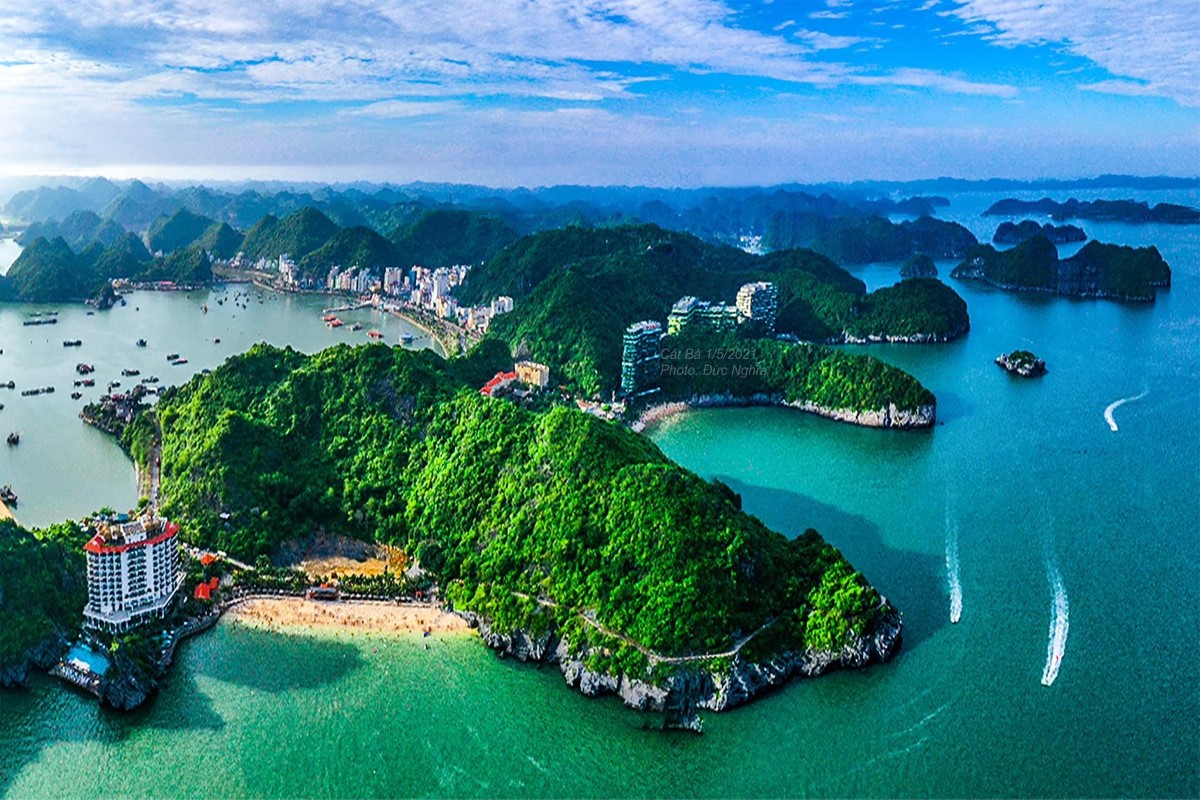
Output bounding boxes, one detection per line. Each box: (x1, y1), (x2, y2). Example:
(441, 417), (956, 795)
(995, 350), (1047, 377)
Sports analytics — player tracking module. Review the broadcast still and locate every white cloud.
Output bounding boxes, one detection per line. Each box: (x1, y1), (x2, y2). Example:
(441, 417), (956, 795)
(946, 0), (1199, 106)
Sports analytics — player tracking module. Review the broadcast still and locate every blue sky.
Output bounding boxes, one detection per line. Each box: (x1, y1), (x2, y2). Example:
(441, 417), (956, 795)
(0, 0), (1196, 185)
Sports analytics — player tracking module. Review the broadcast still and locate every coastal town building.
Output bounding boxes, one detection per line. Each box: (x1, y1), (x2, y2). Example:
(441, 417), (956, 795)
(514, 360), (551, 388)
(667, 296), (700, 335)
(667, 296), (738, 334)
(83, 515), (184, 634)
(620, 320), (663, 398)
(736, 281), (778, 333)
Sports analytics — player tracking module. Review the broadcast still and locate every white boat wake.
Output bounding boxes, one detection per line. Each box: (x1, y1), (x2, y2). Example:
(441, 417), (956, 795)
(946, 514), (962, 624)
(1041, 562), (1070, 687)
(1104, 389), (1148, 432)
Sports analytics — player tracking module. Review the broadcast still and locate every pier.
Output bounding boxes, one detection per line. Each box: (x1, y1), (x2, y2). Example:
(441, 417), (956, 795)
(322, 301), (373, 314)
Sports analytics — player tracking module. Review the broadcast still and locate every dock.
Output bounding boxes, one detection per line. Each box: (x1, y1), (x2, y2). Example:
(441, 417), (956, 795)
(322, 301), (373, 314)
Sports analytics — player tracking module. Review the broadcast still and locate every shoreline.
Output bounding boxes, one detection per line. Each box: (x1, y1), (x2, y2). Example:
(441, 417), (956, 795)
(633, 392), (935, 432)
(222, 596), (472, 637)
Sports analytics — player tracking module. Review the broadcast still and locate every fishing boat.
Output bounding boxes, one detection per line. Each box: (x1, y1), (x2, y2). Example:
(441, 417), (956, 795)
(1, 485), (17, 505)
(121, 368), (141, 377)
(399, 333), (414, 345)
(214, 338), (221, 344)
(327, 318), (344, 328)
(321, 314), (337, 322)
(172, 358), (189, 365)
(6, 432), (19, 446)
(62, 339), (82, 347)
(166, 353), (180, 361)
(82, 379), (95, 387)
(350, 323), (363, 331)
(0, 381), (14, 389)
(136, 339), (147, 347)
(367, 330), (383, 339)
(76, 363), (95, 375)
(70, 391), (82, 400)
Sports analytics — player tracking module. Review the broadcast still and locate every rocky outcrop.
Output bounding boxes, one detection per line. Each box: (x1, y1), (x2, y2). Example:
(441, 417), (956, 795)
(464, 603), (903, 733)
(0, 634), (69, 688)
(638, 392), (934, 431)
(98, 670), (157, 712)
(996, 351), (1047, 378)
(993, 220), (1086, 244)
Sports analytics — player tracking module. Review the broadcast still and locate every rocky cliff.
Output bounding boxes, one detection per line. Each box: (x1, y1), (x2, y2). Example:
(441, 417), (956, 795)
(466, 605), (902, 732)
(0, 634), (69, 689)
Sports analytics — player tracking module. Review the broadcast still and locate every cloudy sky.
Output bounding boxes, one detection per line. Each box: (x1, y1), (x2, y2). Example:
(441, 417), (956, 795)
(0, 0), (1196, 185)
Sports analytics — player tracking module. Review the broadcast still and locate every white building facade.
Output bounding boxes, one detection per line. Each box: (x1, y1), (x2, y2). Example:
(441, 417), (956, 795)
(83, 516), (183, 633)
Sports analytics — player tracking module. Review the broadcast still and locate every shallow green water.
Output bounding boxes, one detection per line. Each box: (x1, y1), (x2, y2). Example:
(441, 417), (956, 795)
(1, 192), (1197, 797)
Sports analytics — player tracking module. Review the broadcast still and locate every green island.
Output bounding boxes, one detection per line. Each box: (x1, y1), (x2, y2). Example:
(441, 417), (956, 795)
(41, 342), (899, 730)
(983, 197), (1200, 224)
(993, 220), (1086, 244)
(950, 235), (1171, 301)
(995, 350), (1047, 377)
(462, 224), (969, 397)
(899, 253), (938, 278)
(650, 329), (936, 428)
(763, 212), (977, 263)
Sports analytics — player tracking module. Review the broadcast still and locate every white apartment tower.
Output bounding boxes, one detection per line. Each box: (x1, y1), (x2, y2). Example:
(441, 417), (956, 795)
(83, 515), (183, 633)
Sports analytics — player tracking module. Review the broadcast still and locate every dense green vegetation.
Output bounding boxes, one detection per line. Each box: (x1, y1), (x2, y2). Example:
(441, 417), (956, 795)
(0, 520), (88, 675)
(659, 329), (935, 413)
(463, 224), (967, 395)
(299, 226), (398, 278)
(240, 207), (339, 264)
(147, 209), (217, 254)
(389, 209), (519, 267)
(763, 213), (977, 263)
(194, 221), (244, 260)
(951, 235), (1171, 300)
(845, 278), (969, 341)
(0, 231), (214, 302)
(983, 197), (1199, 224)
(993, 220), (1086, 244)
(149, 343), (890, 666)
(0, 236), (98, 301)
(899, 253), (937, 278)
(18, 210), (126, 250)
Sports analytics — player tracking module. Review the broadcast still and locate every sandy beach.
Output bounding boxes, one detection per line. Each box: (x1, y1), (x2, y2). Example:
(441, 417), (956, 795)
(224, 597), (471, 636)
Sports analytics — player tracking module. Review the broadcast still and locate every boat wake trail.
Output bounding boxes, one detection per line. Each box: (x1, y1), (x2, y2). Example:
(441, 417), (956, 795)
(1041, 562), (1069, 687)
(1104, 389), (1148, 432)
(946, 514), (962, 624)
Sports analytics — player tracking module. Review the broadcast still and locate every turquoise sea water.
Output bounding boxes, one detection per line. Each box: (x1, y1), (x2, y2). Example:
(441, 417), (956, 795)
(1, 191), (1197, 797)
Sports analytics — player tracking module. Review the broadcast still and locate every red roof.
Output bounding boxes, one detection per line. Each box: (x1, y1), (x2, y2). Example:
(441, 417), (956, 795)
(194, 583), (211, 600)
(84, 521), (179, 555)
(209, 576), (219, 589)
(480, 371), (518, 396)
(199, 553), (217, 566)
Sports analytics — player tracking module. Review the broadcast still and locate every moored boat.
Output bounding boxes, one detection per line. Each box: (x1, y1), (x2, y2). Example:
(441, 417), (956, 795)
(6, 432), (19, 446)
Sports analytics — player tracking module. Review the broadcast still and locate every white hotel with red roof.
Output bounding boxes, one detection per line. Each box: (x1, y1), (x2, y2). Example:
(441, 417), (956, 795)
(83, 515), (184, 633)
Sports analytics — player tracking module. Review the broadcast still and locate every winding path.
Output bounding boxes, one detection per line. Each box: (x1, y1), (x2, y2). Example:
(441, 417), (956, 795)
(511, 592), (780, 666)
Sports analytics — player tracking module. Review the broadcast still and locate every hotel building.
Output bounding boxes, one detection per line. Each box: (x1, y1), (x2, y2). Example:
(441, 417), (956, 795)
(620, 320), (663, 398)
(83, 515), (184, 633)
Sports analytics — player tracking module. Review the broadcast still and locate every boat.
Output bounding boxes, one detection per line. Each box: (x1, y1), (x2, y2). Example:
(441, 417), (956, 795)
(70, 391), (82, 400)
(367, 330), (383, 339)
(350, 323), (363, 331)
(22, 318), (58, 326)
(109, 381), (121, 388)
(121, 369), (141, 377)
(82, 379), (95, 387)
(136, 339), (147, 347)
(141, 376), (159, 384)
(214, 338), (221, 344)
(166, 353), (180, 361)
(0, 381), (14, 389)
(62, 339), (82, 347)
(76, 363), (95, 375)
(172, 358), (189, 365)
(6, 432), (18, 446)
(327, 319), (344, 328)
(322, 314), (337, 322)
(399, 333), (414, 345)
(0, 485), (17, 505)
